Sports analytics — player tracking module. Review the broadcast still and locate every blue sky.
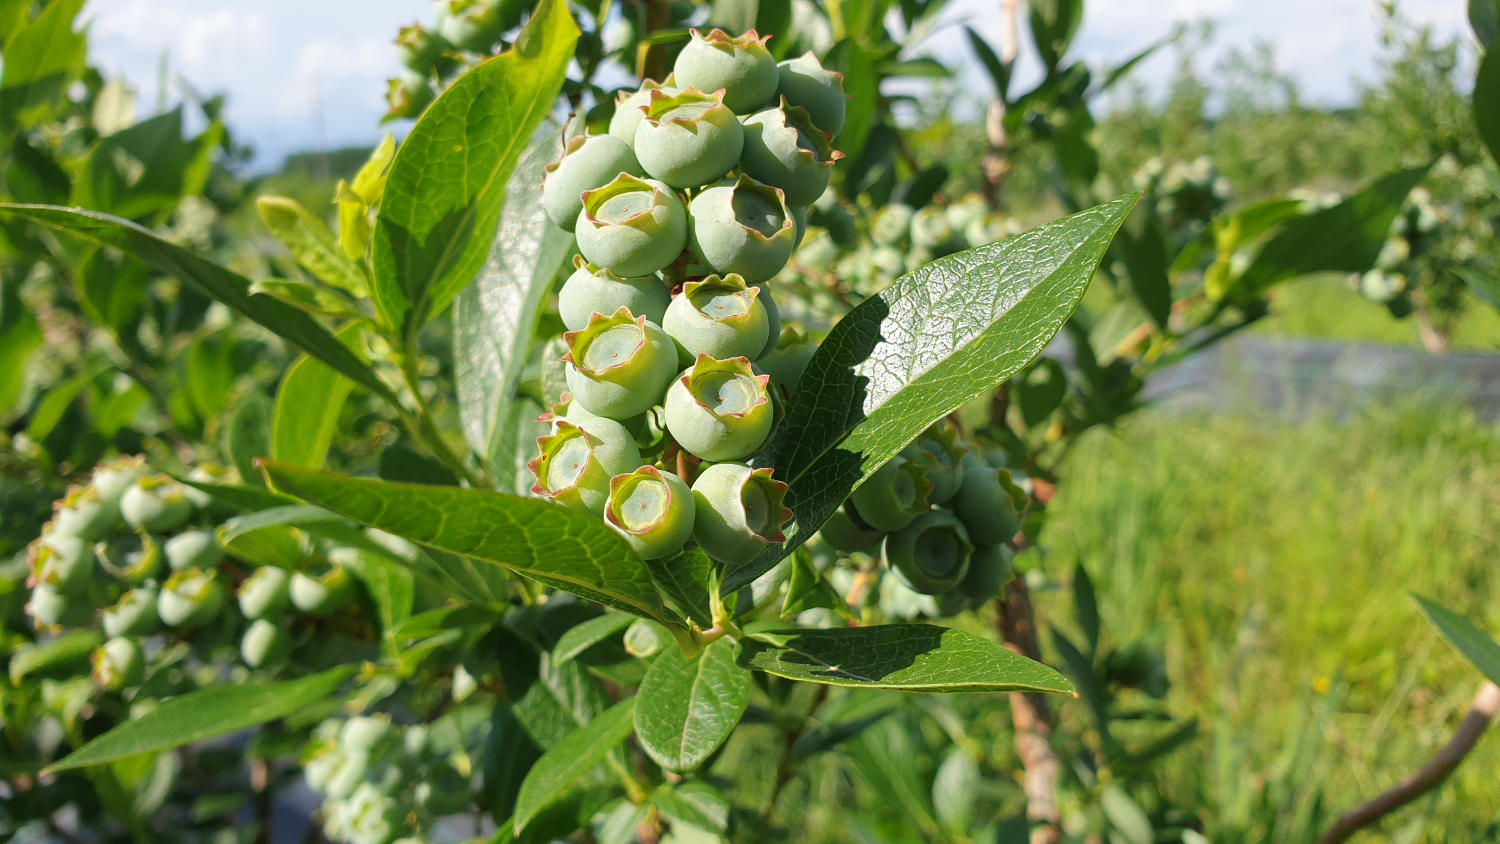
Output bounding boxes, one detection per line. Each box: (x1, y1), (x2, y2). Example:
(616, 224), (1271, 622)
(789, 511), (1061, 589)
(83, 0), (1470, 171)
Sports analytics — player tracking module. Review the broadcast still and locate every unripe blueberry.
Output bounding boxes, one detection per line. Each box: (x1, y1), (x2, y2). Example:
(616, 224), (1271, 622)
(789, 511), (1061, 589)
(340, 715), (395, 753)
(241, 618), (292, 669)
(96, 533), (163, 583)
(575, 174), (687, 277)
(102, 587), (160, 638)
(672, 29), (778, 114)
(909, 205), (956, 251)
(883, 510), (973, 595)
(91, 456), (147, 515)
(92, 637), (145, 690)
(633, 88), (744, 188)
(663, 274), (771, 361)
(397, 23), (449, 71)
(238, 565), (292, 620)
(435, 0), (502, 51)
(663, 355), (773, 462)
(850, 456), (932, 532)
(952, 454), (1022, 546)
(753, 283), (781, 359)
(965, 212), (1016, 247)
(557, 256), (669, 332)
(869, 245), (906, 279)
(739, 100), (842, 207)
(543, 134), (643, 231)
(870, 204), (914, 246)
(817, 503), (885, 553)
(30, 533), (95, 594)
(52, 486), (118, 540)
(541, 393), (650, 441)
(26, 583), (82, 628)
(791, 205), (808, 248)
(958, 543), (1014, 606)
(183, 464), (233, 510)
(120, 475), (193, 532)
(157, 568), (224, 628)
(756, 326), (816, 400)
(164, 530), (223, 572)
(290, 562), (356, 616)
(563, 308), (679, 419)
(877, 572), (939, 621)
(901, 423), (966, 504)
(323, 750), (373, 801)
(776, 52), (847, 134)
(608, 78), (679, 145)
(387, 69), (436, 118)
(690, 463), (792, 564)
(604, 466), (695, 559)
(686, 175), (796, 282)
(944, 194), (989, 234)
(529, 417), (643, 514)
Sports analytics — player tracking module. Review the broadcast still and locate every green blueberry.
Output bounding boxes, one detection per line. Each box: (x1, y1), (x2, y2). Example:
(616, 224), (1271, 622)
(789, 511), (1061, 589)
(563, 308), (680, 419)
(672, 28), (778, 114)
(120, 475), (193, 532)
(575, 174), (687, 277)
(91, 456), (147, 514)
(290, 562), (356, 616)
(52, 485), (119, 540)
(943, 194), (989, 234)
(340, 715), (395, 753)
(756, 326), (816, 400)
(952, 454), (1022, 546)
(686, 175), (796, 282)
(608, 78), (679, 145)
(386, 69), (436, 119)
(341, 783), (404, 843)
(1359, 270), (1406, 303)
(663, 274), (771, 361)
(883, 510), (973, 595)
(633, 87), (744, 188)
(817, 503), (885, 553)
(238, 565), (292, 620)
(91, 637), (145, 690)
(850, 456), (932, 532)
(26, 583), (82, 628)
(96, 533), (163, 583)
(102, 587), (159, 638)
(739, 100), (842, 207)
(542, 393), (650, 440)
(543, 134), (643, 231)
(870, 204), (914, 246)
(663, 355), (774, 462)
(965, 212), (1016, 247)
(690, 463), (791, 564)
(397, 22), (450, 70)
(435, 0), (503, 51)
(241, 618), (292, 669)
(909, 205), (956, 251)
(754, 283), (781, 359)
(604, 466), (695, 559)
(529, 417), (643, 514)
(182, 463), (234, 510)
(30, 533), (95, 594)
(958, 543), (1014, 606)
(776, 52), (846, 134)
(557, 256), (668, 332)
(877, 572), (938, 621)
(164, 530), (223, 572)
(869, 245), (906, 279)
(901, 423), (966, 504)
(157, 568), (225, 628)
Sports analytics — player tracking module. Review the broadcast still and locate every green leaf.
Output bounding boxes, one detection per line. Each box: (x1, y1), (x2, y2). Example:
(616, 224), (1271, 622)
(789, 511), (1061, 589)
(649, 781), (730, 835)
(8, 629), (100, 684)
(1472, 0), (1499, 48)
(1100, 784), (1153, 844)
(256, 196), (369, 297)
(1073, 564), (1100, 655)
(1114, 212), (1172, 330)
(1475, 47), (1500, 165)
(1232, 167), (1430, 298)
(248, 278), (362, 319)
(260, 462), (673, 625)
(371, 0), (578, 334)
(224, 391), (272, 488)
(643, 547), (716, 629)
(0, 0), (86, 126)
(965, 26), (1010, 102)
(1415, 595), (1500, 687)
(932, 748), (979, 832)
(553, 613), (636, 664)
(270, 323), (363, 469)
(0, 278), (41, 419)
(72, 107), (222, 221)
(634, 638), (750, 772)
(513, 696), (635, 833)
(738, 624), (1074, 693)
(727, 194), (1137, 592)
(0, 204), (397, 405)
(781, 549), (842, 617)
(452, 124), (574, 473)
(338, 546), (416, 639)
(351, 133), (397, 205)
(46, 667), (354, 772)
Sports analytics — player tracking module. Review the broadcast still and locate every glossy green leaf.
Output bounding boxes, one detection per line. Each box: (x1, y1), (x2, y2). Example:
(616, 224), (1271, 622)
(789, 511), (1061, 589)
(1114, 212), (1172, 330)
(256, 196), (369, 296)
(932, 748), (979, 832)
(643, 547), (716, 629)
(270, 323), (363, 469)
(260, 462), (672, 624)
(781, 549), (842, 617)
(0, 204), (396, 404)
(453, 124), (574, 473)
(739, 624), (1074, 693)
(371, 0), (578, 334)
(0, 278), (41, 418)
(0, 0), (86, 126)
(553, 613), (636, 664)
(8, 630), (100, 684)
(513, 697), (635, 833)
(634, 638), (750, 772)
(727, 194), (1137, 592)
(649, 781), (731, 835)
(1415, 595), (1500, 687)
(47, 667), (354, 772)
(248, 278), (361, 319)
(1476, 47), (1500, 165)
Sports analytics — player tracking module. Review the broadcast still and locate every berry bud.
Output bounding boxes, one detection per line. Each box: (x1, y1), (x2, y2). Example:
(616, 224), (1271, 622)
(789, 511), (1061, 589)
(850, 456), (931, 532)
(290, 562), (356, 616)
(690, 463), (792, 563)
(901, 423), (966, 504)
(575, 174), (687, 277)
(120, 475), (193, 532)
(739, 99), (841, 207)
(91, 456), (147, 515)
(543, 134), (643, 231)
(604, 466), (695, 559)
(663, 274), (771, 361)
(663, 355), (773, 462)
(633, 88), (745, 188)
(952, 454), (1022, 546)
(608, 78), (679, 145)
(883, 510), (973, 595)
(817, 503), (884, 553)
(435, 0), (503, 52)
(563, 308), (679, 419)
(672, 29), (778, 114)
(775, 52), (847, 134)
(26, 583), (84, 628)
(238, 565), (292, 620)
(102, 587), (160, 638)
(557, 256), (669, 332)
(164, 530), (224, 572)
(686, 175), (796, 282)
(529, 417), (644, 514)
(52, 485), (118, 540)
(92, 637), (145, 690)
(241, 618), (292, 669)
(96, 533), (163, 583)
(158, 568), (225, 628)
(30, 533), (95, 594)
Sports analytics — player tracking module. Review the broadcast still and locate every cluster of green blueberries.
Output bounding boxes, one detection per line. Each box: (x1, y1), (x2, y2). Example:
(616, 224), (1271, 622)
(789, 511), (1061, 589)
(1355, 186), (1442, 314)
(24, 457), (362, 690)
(387, 0), (528, 117)
(528, 29), (847, 564)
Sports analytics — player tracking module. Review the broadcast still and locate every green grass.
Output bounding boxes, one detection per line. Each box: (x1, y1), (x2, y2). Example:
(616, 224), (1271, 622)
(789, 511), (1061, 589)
(1041, 398), (1500, 839)
(1255, 276), (1500, 352)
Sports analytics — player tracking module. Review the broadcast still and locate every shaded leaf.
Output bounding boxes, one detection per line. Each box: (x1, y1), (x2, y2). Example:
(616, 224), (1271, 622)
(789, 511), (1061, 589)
(1476, 47), (1500, 165)
(643, 547), (716, 629)
(1415, 595), (1500, 687)
(513, 697), (635, 833)
(553, 613), (636, 664)
(270, 323), (363, 469)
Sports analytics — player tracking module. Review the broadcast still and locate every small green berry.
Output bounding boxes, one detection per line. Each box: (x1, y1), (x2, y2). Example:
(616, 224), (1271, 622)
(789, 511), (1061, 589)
(850, 456), (931, 532)
(901, 423), (966, 504)
(91, 456), (147, 514)
(397, 23), (449, 71)
(529, 417), (644, 515)
(96, 533), (163, 583)
(241, 618), (292, 669)
(663, 274), (771, 361)
(575, 174), (687, 277)
(909, 205), (956, 251)
(672, 28), (779, 114)
(435, 0), (502, 51)
(157, 568), (225, 628)
(633, 87), (745, 188)
(608, 78), (679, 145)
(120, 475), (193, 532)
(102, 587), (160, 638)
(883, 510), (973, 595)
(52, 486), (118, 540)
(290, 562), (356, 616)
(26, 583), (81, 628)
(563, 308), (680, 419)
(30, 533), (95, 594)
(543, 134), (643, 231)
(754, 283), (781, 359)
(775, 52), (847, 134)
(164, 530), (223, 572)
(739, 99), (842, 207)
(557, 256), (669, 332)
(92, 637), (145, 690)
(817, 503), (885, 553)
(952, 454), (1022, 546)
(238, 566), (292, 620)
(690, 463), (791, 564)
(870, 204), (914, 246)
(386, 69), (436, 118)
(604, 466), (695, 559)
(686, 175), (796, 282)
(756, 326), (816, 400)
(958, 543), (1014, 607)
(663, 355), (774, 462)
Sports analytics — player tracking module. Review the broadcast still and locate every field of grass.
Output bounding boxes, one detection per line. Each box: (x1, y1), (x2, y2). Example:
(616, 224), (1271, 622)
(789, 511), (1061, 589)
(1256, 277), (1500, 353)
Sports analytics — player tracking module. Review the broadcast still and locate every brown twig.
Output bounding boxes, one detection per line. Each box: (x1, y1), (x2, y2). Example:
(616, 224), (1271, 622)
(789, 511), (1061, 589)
(1317, 681), (1500, 843)
(999, 576), (1064, 844)
(982, 0), (1021, 203)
